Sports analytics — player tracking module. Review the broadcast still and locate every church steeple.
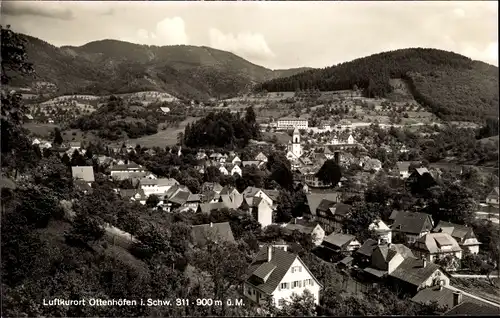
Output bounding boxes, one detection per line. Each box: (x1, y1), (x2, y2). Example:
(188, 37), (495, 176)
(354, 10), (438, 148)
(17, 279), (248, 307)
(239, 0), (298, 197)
(293, 127), (300, 144)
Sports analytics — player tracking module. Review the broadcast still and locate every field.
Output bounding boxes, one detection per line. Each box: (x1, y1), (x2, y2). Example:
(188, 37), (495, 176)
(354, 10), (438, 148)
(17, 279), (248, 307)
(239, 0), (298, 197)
(127, 117), (198, 148)
(261, 131), (292, 144)
(23, 122), (59, 137)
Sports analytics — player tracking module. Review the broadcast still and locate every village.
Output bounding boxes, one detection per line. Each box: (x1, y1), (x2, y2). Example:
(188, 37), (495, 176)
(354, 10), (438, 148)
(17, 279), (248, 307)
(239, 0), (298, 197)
(25, 112), (500, 315)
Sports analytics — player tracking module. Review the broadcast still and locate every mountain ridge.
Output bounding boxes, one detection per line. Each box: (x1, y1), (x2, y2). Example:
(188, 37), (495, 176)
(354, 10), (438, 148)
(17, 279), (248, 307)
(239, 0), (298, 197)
(10, 34), (313, 100)
(256, 47), (499, 122)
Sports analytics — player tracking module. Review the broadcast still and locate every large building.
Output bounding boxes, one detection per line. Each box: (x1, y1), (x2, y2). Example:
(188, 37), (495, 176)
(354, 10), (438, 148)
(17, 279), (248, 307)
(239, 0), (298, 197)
(277, 117), (309, 130)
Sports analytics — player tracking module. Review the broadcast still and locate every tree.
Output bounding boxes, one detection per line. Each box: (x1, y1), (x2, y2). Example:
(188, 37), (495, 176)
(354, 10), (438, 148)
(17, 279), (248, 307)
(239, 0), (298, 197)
(277, 289), (317, 316)
(316, 159), (342, 187)
(53, 128), (64, 145)
(146, 194), (160, 208)
(65, 213), (104, 247)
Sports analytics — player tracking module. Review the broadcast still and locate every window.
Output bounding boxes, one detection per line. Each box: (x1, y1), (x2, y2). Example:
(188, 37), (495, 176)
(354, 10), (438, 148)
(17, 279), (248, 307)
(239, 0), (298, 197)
(303, 279), (313, 286)
(280, 282), (289, 290)
(292, 281), (302, 288)
(291, 266), (302, 273)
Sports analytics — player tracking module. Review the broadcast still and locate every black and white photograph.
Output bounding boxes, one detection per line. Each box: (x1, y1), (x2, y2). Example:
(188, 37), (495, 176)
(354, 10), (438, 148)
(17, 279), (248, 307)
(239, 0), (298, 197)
(1, 0), (499, 317)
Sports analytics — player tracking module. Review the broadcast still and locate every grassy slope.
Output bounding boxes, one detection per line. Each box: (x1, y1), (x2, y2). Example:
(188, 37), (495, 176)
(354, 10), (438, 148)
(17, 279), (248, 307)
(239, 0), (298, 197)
(257, 48), (499, 122)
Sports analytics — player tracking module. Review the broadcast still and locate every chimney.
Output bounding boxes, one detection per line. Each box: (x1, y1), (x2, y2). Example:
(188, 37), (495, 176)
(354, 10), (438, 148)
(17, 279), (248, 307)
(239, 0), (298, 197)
(453, 291), (462, 307)
(210, 222), (213, 228)
(422, 257), (427, 268)
(267, 245), (273, 262)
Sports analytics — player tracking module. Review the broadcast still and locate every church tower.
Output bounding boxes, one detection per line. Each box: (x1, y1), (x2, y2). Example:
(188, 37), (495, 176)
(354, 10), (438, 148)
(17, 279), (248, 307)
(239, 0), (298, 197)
(291, 128), (302, 158)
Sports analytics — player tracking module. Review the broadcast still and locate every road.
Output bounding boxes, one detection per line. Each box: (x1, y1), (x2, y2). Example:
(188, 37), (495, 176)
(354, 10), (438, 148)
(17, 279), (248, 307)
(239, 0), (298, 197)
(451, 274), (500, 278)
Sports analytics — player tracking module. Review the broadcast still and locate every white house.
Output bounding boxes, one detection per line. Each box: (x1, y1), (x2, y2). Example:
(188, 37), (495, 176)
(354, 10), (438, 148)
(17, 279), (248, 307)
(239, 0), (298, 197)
(347, 134), (356, 144)
(242, 186), (274, 208)
(219, 165), (229, 175)
(369, 220), (392, 245)
(255, 152), (268, 163)
(139, 178), (179, 197)
(412, 232), (463, 264)
(276, 117), (309, 130)
(486, 187), (499, 206)
(243, 245), (322, 309)
(245, 197), (274, 228)
(231, 156), (242, 165)
(230, 164), (242, 177)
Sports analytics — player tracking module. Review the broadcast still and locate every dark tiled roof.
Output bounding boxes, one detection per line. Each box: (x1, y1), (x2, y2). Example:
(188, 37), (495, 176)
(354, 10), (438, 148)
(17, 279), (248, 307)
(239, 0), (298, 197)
(391, 211), (434, 234)
(412, 286), (479, 310)
(389, 258), (444, 287)
(306, 192), (340, 216)
(191, 222), (235, 246)
(246, 246), (298, 295)
(263, 189), (280, 202)
(356, 239), (379, 257)
(434, 221), (476, 241)
(316, 199), (337, 213)
(445, 301), (500, 316)
(168, 190), (190, 205)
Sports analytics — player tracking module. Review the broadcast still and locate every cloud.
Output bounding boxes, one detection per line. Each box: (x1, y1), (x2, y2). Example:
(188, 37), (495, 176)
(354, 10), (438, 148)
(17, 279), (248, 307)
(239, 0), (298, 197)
(122, 17), (189, 46)
(208, 28), (275, 61)
(1, 2), (74, 20)
(461, 42), (499, 66)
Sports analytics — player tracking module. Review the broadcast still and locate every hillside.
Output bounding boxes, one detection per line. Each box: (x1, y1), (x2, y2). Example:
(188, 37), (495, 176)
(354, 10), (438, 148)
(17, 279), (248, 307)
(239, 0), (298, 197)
(9, 36), (309, 100)
(256, 48), (499, 122)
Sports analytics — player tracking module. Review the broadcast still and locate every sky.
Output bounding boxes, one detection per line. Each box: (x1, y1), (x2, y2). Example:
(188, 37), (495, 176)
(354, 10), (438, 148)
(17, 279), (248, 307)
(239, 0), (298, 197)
(1, 0), (498, 69)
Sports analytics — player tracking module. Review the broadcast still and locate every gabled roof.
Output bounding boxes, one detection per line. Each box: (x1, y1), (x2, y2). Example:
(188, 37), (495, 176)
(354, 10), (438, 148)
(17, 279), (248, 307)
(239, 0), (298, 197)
(220, 186), (238, 196)
(414, 167), (431, 176)
(487, 187), (499, 198)
(242, 186), (262, 197)
(412, 286), (484, 310)
(242, 160), (262, 167)
(283, 220), (319, 236)
(369, 220), (391, 232)
(306, 192), (340, 216)
(191, 222), (235, 246)
(246, 246), (306, 295)
(71, 166), (95, 182)
(202, 182), (224, 193)
(356, 239), (379, 257)
(262, 189), (279, 202)
(323, 233), (357, 248)
(444, 301), (500, 316)
(433, 221), (476, 241)
(415, 233), (462, 254)
(391, 211), (434, 234)
(201, 190), (220, 203)
(119, 189), (147, 200)
(187, 194), (202, 202)
(168, 190), (191, 205)
(389, 258), (445, 287)
(375, 244), (415, 262)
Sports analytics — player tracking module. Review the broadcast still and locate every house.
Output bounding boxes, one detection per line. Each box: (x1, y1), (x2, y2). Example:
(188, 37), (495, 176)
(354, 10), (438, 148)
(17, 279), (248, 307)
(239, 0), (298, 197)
(390, 211), (434, 244)
(412, 287), (498, 313)
(71, 166), (95, 183)
(433, 221), (481, 254)
(210, 152), (223, 162)
(160, 107), (170, 113)
(406, 167), (437, 191)
(486, 187), (499, 206)
(139, 178), (179, 197)
(305, 192), (341, 218)
(242, 160), (265, 168)
(369, 220), (392, 244)
(283, 219), (325, 246)
(243, 245), (322, 308)
(242, 187), (274, 208)
(412, 233), (463, 266)
(230, 156), (242, 165)
(184, 194), (202, 212)
(119, 189), (147, 205)
(191, 222), (235, 247)
(201, 190), (221, 204)
(444, 299), (500, 316)
(219, 186), (244, 209)
(219, 165), (229, 175)
(363, 243), (415, 278)
(110, 162), (146, 178)
(315, 201), (352, 233)
(255, 152), (268, 163)
(396, 161), (418, 179)
(242, 197), (273, 228)
(201, 182), (224, 194)
(354, 239), (379, 267)
(321, 233), (361, 256)
(230, 164), (242, 177)
(346, 134), (356, 144)
(276, 117), (309, 130)
(167, 190), (191, 210)
(388, 257), (451, 296)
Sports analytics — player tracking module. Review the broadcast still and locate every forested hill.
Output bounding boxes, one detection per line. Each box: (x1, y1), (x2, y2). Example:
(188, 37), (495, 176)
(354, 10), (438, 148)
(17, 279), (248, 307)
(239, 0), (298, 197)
(8, 35), (309, 100)
(256, 48), (499, 122)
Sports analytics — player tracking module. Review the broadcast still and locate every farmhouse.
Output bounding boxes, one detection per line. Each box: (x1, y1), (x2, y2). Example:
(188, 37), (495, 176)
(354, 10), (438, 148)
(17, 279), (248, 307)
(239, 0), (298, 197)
(243, 245), (322, 308)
